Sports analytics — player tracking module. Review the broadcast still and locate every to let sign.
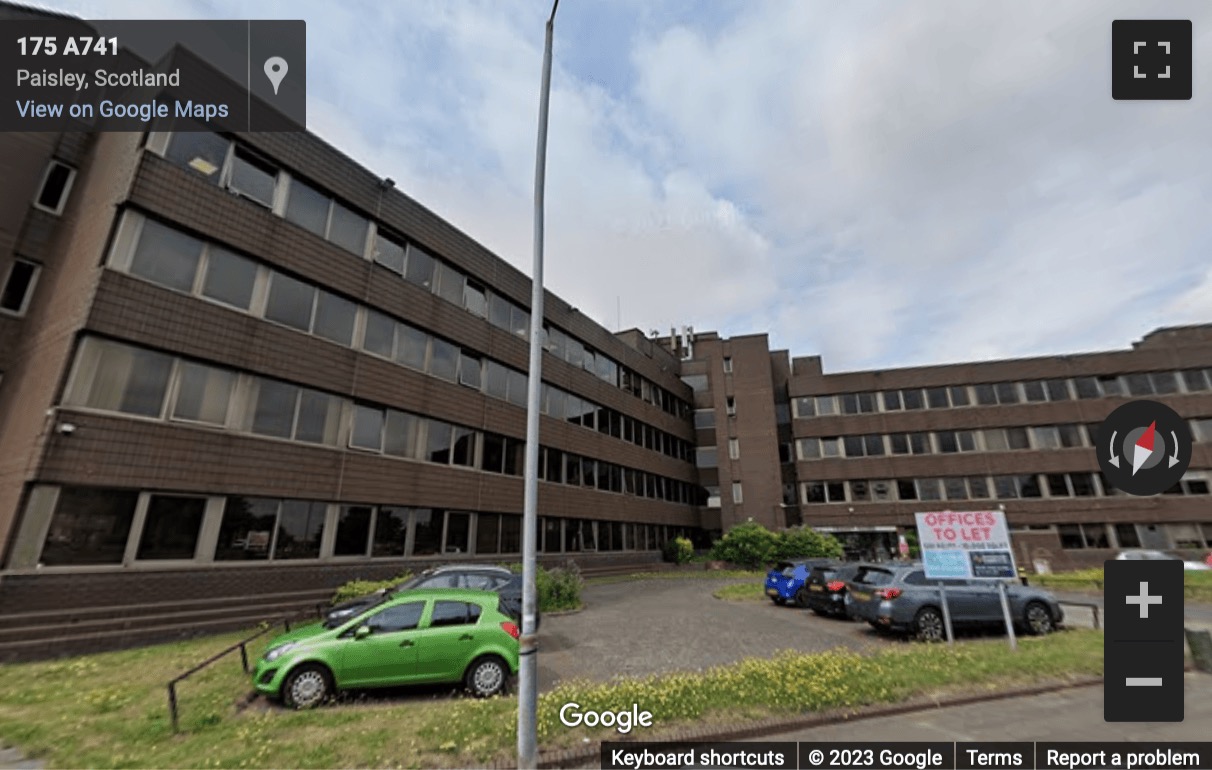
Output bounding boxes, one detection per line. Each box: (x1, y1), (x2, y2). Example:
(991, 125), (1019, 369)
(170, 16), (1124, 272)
(914, 511), (1017, 580)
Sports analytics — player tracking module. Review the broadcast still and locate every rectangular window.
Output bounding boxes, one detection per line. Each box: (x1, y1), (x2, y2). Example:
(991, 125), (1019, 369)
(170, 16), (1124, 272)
(475, 513), (501, 555)
(1058, 524), (1084, 549)
(1046, 473), (1070, 497)
(1070, 472), (1096, 497)
(826, 482), (846, 502)
(1182, 370), (1210, 392)
(974, 384), (997, 405)
(273, 501), (326, 560)
(463, 279), (488, 318)
(294, 389), (341, 445)
(171, 362), (234, 425)
(429, 338), (459, 382)
(821, 437), (841, 457)
(1023, 381), (1047, 402)
(732, 483), (743, 504)
(857, 392), (877, 413)
(944, 478), (968, 500)
(1019, 474), (1042, 498)
(722, 356), (733, 373)
(968, 477), (990, 498)
(404, 244), (436, 289)
(725, 396), (736, 416)
(1006, 427), (1030, 450)
(1098, 376), (1123, 396)
(696, 447), (718, 468)
(334, 505), (373, 557)
(1057, 424), (1084, 448)
(889, 433), (909, 454)
(882, 391), (902, 411)
(214, 497), (277, 561)
(926, 387), (949, 409)
(948, 386), (970, 407)
(507, 370), (528, 408)
(362, 310), (396, 358)
(384, 411), (422, 459)
(285, 179), (330, 237)
(39, 487), (139, 565)
(909, 432), (931, 454)
(129, 219), (203, 292)
(372, 507), (410, 557)
(1073, 377), (1101, 399)
(0, 259), (39, 316)
(849, 480), (870, 502)
(864, 434), (885, 456)
(694, 410), (715, 429)
(917, 478), (942, 501)
(451, 427), (477, 467)
(1082, 524), (1109, 549)
(435, 262), (466, 306)
(164, 131), (229, 182)
(373, 233), (407, 274)
(995, 382), (1019, 404)
(983, 429), (1009, 451)
(728, 438), (740, 459)
(1125, 373), (1154, 396)
(1045, 379), (1071, 401)
(412, 508), (442, 556)
(896, 480), (917, 501)
(227, 150), (277, 207)
(993, 476), (1018, 499)
(250, 379), (300, 438)
(1150, 371), (1178, 394)
(840, 393), (859, 414)
(328, 202), (369, 255)
(844, 435), (864, 457)
(127, 496), (212, 560)
(65, 338), (173, 417)
(200, 247), (257, 310)
(1115, 523), (1141, 548)
(902, 389), (924, 410)
(395, 324), (428, 370)
(480, 433), (505, 474)
(351, 405), (385, 451)
(798, 437), (821, 459)
(937, 431), (959, 453)
(34, 160), (76, 214)
(500, 515), (522, 554)
(264, 273), (315, 332)
(459, 353), (482, 390)
(816, 395), (837, 415)
(1032, 426), (1061, 449)
(426, 420), (453, 464)
(312, 291), (357, 346)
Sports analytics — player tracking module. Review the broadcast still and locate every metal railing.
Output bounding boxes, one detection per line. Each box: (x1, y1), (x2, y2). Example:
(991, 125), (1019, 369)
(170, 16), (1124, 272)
(166, 603), (325, 733)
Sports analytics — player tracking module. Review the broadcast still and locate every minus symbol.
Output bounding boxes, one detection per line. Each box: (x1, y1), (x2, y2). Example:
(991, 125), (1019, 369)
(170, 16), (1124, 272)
(1125, 677), (1163, 686)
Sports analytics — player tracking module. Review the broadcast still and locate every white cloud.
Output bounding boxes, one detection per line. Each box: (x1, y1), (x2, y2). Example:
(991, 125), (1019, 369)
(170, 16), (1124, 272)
(44, 0), (1212, 368)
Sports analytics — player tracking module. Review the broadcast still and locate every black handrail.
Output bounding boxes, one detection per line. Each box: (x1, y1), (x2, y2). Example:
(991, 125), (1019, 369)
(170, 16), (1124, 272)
(166, 604), (325, 733)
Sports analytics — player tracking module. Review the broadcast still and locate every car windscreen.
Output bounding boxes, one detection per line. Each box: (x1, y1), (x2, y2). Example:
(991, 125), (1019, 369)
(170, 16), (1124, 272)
(852, 567), (893, 586)
(323, 595), (388, 628)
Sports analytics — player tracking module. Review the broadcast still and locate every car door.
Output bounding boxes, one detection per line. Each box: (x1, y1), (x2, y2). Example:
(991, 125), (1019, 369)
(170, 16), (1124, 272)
(413, 600), (484, 682)
(338, 600), (426, 688)
(959, 579), (1003, 622)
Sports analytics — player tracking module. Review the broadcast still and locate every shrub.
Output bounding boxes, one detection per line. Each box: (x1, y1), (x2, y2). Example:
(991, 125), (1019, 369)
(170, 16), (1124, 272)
(536, 564), (583, 611)
(709, 521), (844, 570)
(772, 526), (844, 561)
(708, 521), (779, 570)
(331, 573), (411, 605)
(663, 536), (695, 564)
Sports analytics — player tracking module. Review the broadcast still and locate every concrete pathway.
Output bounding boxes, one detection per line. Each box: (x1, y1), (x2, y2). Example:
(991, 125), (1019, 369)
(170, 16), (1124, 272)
(0, 746), (43, 770)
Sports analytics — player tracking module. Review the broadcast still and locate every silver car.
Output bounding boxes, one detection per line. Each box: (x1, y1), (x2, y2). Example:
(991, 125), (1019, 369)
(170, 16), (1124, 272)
(847, 564), (1064, 642)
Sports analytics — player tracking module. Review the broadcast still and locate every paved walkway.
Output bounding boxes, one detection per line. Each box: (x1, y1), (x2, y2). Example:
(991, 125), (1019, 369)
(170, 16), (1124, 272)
(0, 746), (42, 770)
(760, 673), (1212, 742)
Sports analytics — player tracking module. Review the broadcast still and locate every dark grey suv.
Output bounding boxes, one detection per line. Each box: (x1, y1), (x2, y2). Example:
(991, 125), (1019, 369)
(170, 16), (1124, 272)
(846, 564), (1063, 641)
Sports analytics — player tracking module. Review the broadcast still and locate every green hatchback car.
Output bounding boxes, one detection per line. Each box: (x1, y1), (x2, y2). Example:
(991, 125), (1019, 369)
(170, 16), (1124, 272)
(252, 588), (520, 708)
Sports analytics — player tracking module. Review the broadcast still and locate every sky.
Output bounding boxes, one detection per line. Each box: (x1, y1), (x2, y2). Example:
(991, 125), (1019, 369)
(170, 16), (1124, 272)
(32, 0), (1212, 372)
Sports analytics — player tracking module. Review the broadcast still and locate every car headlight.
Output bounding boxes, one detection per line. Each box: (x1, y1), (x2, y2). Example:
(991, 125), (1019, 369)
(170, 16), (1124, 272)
(264, 642), (298, 662)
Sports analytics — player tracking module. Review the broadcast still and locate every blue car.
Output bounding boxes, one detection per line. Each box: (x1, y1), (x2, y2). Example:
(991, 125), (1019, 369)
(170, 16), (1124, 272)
(764, 559), (837, 606)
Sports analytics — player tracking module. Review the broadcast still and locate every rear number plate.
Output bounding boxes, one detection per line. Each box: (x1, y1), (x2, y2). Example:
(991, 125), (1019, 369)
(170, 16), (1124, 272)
(852, 591), (871, 601)
(809, 585), (823, 592)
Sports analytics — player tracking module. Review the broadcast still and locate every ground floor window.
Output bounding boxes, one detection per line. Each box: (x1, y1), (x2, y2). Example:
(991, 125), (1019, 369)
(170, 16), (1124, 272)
(136, 495), (206, 560)
(39, 487), (140, 566)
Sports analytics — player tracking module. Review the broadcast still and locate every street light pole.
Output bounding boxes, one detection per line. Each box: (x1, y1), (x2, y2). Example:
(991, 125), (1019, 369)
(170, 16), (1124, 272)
(518, 1), (558, 767)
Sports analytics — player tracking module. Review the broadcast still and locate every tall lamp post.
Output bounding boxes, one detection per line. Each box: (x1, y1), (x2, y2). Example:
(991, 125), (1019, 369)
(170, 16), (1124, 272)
(518, 1), (559, 767)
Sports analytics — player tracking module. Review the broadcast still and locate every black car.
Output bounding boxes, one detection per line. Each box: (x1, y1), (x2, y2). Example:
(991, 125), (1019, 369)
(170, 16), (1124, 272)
(799, 563), (860, 616)
(325, 564), (537, 628)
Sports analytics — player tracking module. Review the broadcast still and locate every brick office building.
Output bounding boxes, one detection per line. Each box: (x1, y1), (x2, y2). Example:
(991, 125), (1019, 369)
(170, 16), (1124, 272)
(678, 327), (1212, 572)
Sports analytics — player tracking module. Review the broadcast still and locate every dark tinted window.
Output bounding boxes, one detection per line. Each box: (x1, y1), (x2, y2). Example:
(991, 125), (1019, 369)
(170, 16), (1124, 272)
(853, 567), (893, 586)
(902, 570), (930, 585)
(40, 487), (139, 566)
(416, 573), (460, 589)
(367, 602), (424, 633)
(430, 601), (478, 627)
(136, 495), (205, 560)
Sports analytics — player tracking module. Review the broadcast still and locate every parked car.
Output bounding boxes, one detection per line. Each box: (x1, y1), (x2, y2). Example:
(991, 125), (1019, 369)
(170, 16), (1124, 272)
(800, 563), (861, 617)
(326, 564), (537, 628)
(764, 558), (837, 605)
(254, 588), (520, 708)
(1115, 549), (1211, 571)
(846, 564), (1064, 641)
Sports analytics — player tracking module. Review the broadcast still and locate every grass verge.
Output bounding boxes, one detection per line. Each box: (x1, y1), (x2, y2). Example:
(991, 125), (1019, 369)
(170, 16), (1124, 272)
(1032, 568), (1212, 602)
(713, 581), (770, 602)
(0, 627), (1102, 769)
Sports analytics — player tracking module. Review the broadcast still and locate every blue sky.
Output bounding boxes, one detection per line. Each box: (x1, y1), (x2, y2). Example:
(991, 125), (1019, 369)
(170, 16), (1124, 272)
(36, 0), (1212, 372)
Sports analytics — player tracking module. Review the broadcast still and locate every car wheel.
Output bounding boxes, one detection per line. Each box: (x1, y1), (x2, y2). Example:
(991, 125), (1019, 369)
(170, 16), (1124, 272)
(1024, 601), (1055, 635)
(914, 607), (946, 643)
(795, 588), (811, 608)
(465, 655), (509, 698)
(282, 663), (332, 710)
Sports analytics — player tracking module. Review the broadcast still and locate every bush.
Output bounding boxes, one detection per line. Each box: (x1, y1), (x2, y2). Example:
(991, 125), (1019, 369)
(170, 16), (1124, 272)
(772, 526), (844, 561)
(663, 536), (695, 564)
(708, 521), (779, 570)
(708, 521), (844, 570)
(331, 573), (411, 605)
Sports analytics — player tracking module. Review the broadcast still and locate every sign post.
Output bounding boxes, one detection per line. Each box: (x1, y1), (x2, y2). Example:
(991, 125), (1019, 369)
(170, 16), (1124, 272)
(937, 581), (955, 645)
(915, 510), (1019, 650)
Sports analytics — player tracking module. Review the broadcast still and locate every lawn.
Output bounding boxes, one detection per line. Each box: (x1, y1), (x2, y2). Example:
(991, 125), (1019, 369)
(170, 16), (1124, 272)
(713, 581), (770, 602)
(1032, 568), (1212, 602)
(0, 625), (1103, 769)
